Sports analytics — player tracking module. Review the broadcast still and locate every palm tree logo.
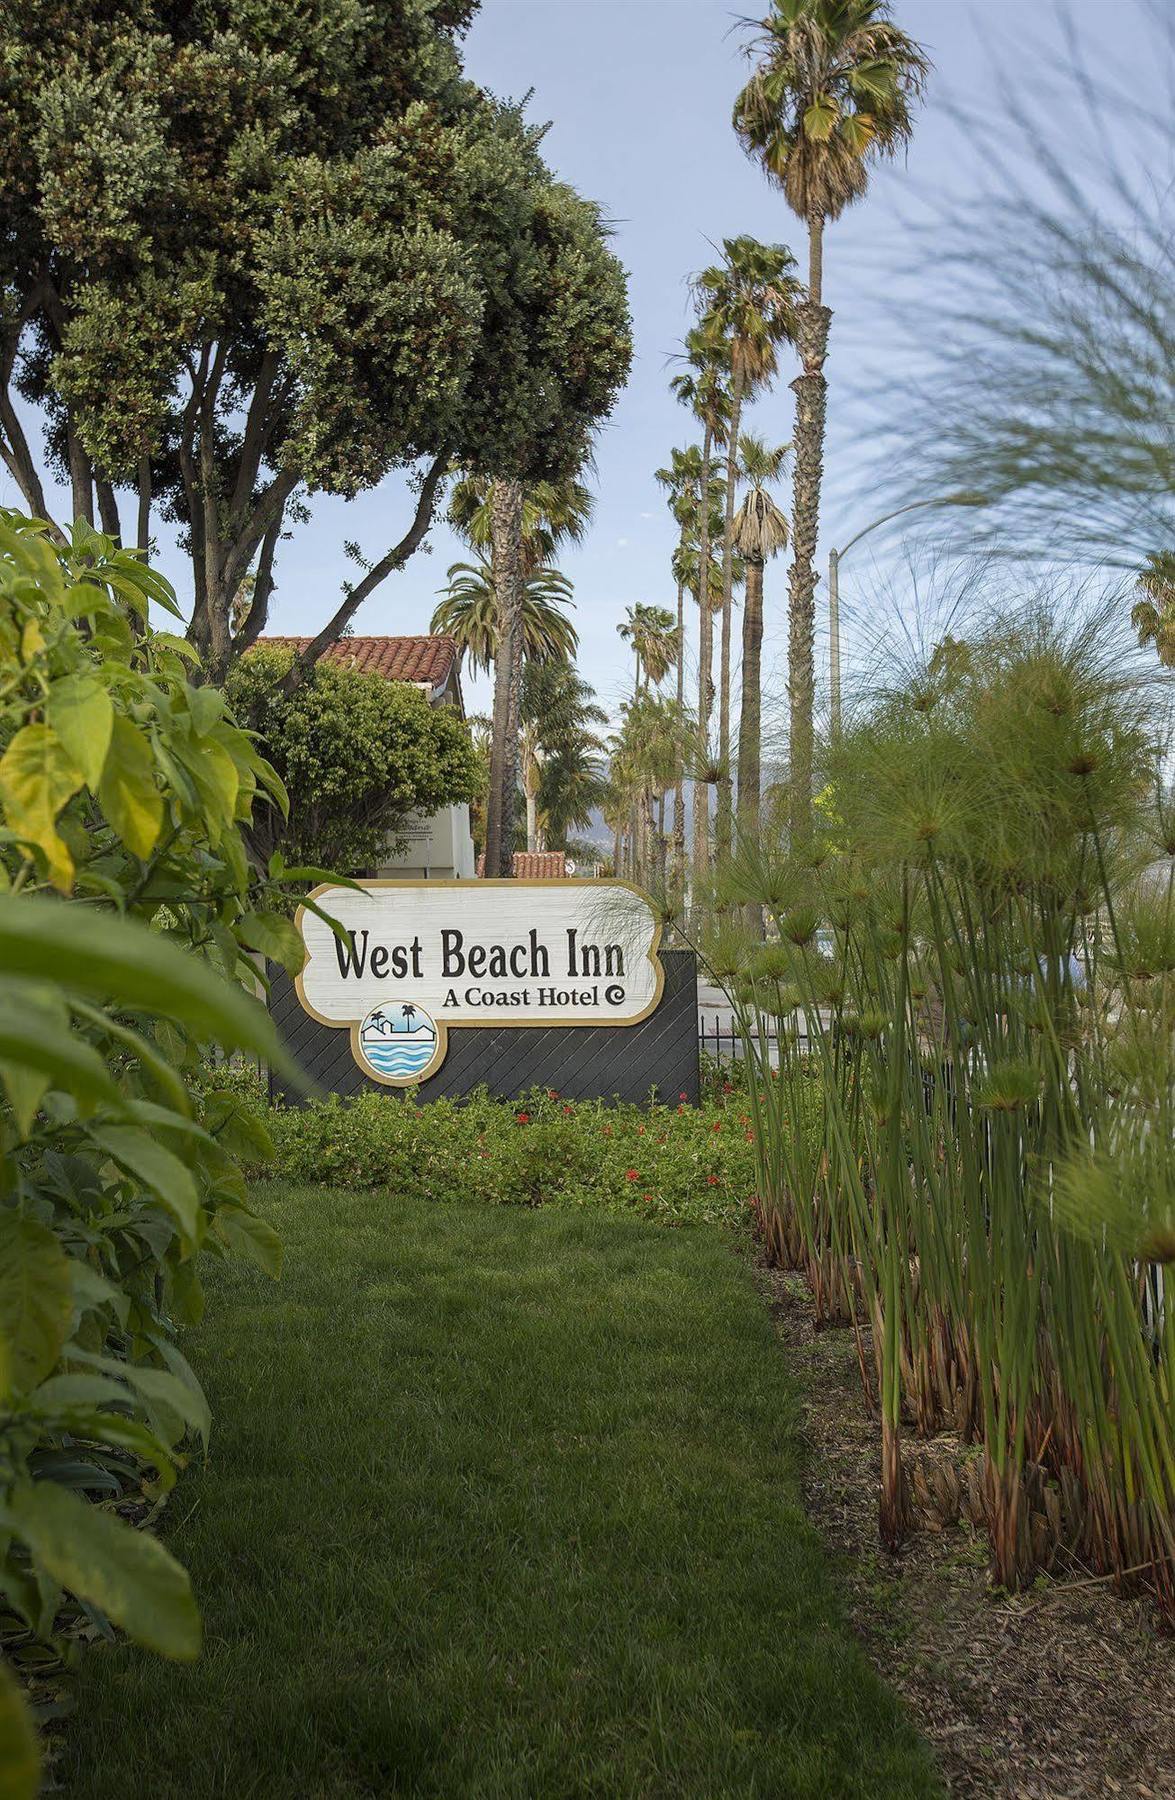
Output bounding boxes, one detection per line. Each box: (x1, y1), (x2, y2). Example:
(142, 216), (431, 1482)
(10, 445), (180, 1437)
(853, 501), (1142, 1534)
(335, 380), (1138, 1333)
(401, 1003), (417, 1030)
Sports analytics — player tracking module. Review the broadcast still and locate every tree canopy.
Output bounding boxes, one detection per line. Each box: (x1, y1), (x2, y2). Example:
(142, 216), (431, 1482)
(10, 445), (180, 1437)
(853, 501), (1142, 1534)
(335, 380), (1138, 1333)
(225, 646), (482, 873)
(0, 1), (631, 677)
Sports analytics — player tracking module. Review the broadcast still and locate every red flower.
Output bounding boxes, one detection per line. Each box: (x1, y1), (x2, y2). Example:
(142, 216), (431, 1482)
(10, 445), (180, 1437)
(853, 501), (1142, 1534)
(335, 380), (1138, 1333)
(676, 1104), (685, 1115)
(626, 1168), (640, 1181)
(708, 1175), (719, 1187)
(562, 1104), (574, 1114)
(638, 1125), (646, 1136)
(679, 1092), (688, 1101)
(745, 1132), (754, 1143)
(643, 1192), (654, 1202)
(723, 1081), (733, 1093)
(516, 1112), (530, 1124)
(712, 1122), (722, 1133)
(548, 1089), (560, 1100)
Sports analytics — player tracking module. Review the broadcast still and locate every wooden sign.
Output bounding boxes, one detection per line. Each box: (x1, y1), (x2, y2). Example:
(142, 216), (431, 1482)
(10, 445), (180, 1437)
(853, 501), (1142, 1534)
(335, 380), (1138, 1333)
(296, 880), (664, 1088)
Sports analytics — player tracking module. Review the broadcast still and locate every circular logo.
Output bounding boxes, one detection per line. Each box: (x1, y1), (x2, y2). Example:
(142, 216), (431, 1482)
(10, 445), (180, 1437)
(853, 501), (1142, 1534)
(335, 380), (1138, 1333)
(357, 1000), (440, 1082)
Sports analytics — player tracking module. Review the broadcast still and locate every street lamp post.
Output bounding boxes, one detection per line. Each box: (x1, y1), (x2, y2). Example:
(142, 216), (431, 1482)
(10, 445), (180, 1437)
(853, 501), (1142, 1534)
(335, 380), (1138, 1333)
(827, 495), (981, 739)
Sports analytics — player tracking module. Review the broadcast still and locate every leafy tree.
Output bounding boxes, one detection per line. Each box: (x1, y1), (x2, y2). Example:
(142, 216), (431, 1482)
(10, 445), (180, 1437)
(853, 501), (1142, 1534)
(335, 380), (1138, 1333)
(0, 513), (298, 1784)
(734, 0), (929, 840)
(225, 646), (482, 874)
(0, 4), (630, 681)
(693, 238), (801, 852)
(431, 559), (578, 676)
(732, 436), (791, 845)
(446, 474), (594, 575)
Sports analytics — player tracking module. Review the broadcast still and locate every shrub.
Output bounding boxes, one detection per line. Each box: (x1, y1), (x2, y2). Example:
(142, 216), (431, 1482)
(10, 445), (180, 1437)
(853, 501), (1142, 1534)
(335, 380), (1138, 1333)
(0, 517), (302, 1789)
(257, 1084), (769, 1228)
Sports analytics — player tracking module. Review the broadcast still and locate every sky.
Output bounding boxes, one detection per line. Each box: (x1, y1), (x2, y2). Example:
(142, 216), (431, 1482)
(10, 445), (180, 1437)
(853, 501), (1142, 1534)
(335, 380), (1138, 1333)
(5, 0), (1160, 730)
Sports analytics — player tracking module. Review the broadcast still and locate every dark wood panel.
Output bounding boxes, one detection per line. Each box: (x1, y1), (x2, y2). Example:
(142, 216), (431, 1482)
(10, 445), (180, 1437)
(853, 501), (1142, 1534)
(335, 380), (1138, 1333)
(269, 949), (699, 1107)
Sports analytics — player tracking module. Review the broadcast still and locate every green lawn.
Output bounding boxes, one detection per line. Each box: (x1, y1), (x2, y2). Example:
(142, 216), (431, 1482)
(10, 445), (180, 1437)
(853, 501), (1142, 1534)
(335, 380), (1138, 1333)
(64, 1186), (940, 1799)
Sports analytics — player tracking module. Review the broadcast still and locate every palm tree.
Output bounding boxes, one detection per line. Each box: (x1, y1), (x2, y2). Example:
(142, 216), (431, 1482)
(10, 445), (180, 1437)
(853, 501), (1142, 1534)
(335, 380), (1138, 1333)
(734, 0), (929, 841)
(671, 318), (731, 893)
(401, 1003), (417, 1030)
(432, 561), (578, 675)
(732, 436), (791, 845)
(519, 661), (608, 852)
(694, 238), (802, 855)
(655, 445), (714, 904)
(1131, 552), (1175, 668)
(447, 473), (594, 576)
(452, 473), (594, 877)
(618, 602), (680, 697)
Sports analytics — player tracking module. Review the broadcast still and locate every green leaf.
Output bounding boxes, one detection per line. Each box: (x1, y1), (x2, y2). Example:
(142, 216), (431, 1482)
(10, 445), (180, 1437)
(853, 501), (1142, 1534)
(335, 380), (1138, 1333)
(0, 896), (292, 1064)
(70, 999), (192, 1117)
(802, 94), (840, 142)
(236, 910), (306, 976)
(214, 1204), (283, 1278)
(69, 1259), (131, 1328)
(98, 714), (163, 858)
(8, 1481), (200, 1660)
(88, 1126), (201, 1247)
(65, 1349), (211, 1448)
(0, 1213), (73, 1400)
(0, 988), (126, 1112)
(0, 722), (84, 889)
(0, 1656), (40, 1800)
(47, 673), (115, 789)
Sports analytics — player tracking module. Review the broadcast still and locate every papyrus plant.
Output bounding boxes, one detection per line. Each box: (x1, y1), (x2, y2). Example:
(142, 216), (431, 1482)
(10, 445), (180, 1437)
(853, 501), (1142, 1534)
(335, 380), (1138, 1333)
(716, 597), (1175, 1612)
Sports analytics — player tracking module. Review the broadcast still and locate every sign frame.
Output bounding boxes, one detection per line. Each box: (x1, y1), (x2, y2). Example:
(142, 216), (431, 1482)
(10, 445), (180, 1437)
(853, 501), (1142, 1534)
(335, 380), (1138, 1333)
(294, 877), (666, 1090)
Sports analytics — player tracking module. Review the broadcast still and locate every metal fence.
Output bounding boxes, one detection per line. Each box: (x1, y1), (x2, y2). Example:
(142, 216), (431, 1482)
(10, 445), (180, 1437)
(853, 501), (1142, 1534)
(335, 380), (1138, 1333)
(697, 1013), (811, 1067)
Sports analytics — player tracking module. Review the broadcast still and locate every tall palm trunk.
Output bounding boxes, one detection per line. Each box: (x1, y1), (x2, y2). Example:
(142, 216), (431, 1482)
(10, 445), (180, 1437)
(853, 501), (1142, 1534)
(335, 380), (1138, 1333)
(484, 477), (524, 878)
(672, 577), (687, 913)
(787, 214), (830, 847)
(737, 553), (765, 934)
(692, 425), (714, 907)
(716, 370), (744, 861)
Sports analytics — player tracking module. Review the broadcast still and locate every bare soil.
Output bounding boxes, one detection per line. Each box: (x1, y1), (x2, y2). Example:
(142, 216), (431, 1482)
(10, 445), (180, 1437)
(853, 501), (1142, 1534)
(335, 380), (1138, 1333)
(759, 1264), (1175, 1800)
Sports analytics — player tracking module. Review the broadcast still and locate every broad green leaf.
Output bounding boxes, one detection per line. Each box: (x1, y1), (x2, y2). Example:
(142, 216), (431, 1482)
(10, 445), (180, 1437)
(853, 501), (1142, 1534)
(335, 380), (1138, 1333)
(214, 1204), (283, 1278)
(69, 1259), (131, 1328)
(0, 1656), (40, 1800)
(236, 910), (306, 976)
(88, 1126), (200, 1246)
(0, 896), (292, 1065)
(802, 94), (840, 142)
(0, 1213), (73, 1399)
(181, 737), (239, 840)
(99, 714), (163, 858)
(70, 999), (192, 1116)
(0, 1060), (49, 1138)
(0, 722), (84, 889)
(8, 1480), (200, 1659)
(0, 995), (126, 1112)
(47, 673), (115, 789)
(64, 1349), (211, 1447)
(187, 686), (225, 738)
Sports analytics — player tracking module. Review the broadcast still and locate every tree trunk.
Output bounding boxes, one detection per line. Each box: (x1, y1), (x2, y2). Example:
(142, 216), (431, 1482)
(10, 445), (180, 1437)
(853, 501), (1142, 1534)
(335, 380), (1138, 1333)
(525, 784), (538, 854)
(737, 555), (765, 935)
(787, 214), (830, 847)
(66, 421), (94, 528)
(692, 425), (714, 909)
(484, 477), (524, 878)
(716, 373), (744, 862)
(672, 578), (686, 916)
(737, 556), (764, 839)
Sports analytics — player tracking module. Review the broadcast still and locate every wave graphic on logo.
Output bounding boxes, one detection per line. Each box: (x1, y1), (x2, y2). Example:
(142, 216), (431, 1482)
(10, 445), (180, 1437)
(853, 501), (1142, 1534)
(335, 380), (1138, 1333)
(357, 1002), (438, 1081)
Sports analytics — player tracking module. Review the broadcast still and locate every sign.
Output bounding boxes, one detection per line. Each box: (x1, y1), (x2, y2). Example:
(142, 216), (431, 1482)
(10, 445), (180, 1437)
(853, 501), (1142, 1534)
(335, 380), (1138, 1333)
(296, 880), (664, 1087)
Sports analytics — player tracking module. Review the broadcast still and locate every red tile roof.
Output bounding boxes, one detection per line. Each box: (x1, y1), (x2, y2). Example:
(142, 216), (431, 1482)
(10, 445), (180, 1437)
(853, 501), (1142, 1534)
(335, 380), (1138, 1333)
(476, 851), (567, 879)
(256, 636), (457, 688)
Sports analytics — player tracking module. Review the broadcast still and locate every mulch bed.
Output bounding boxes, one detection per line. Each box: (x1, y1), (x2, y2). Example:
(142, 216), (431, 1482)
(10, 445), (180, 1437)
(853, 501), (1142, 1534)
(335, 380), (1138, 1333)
(757, 1264), (1175, 1800)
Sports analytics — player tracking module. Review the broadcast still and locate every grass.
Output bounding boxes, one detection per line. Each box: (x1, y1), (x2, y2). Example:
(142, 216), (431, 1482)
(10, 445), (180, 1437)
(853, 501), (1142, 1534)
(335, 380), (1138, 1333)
(63, 1184), (942, 1799)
